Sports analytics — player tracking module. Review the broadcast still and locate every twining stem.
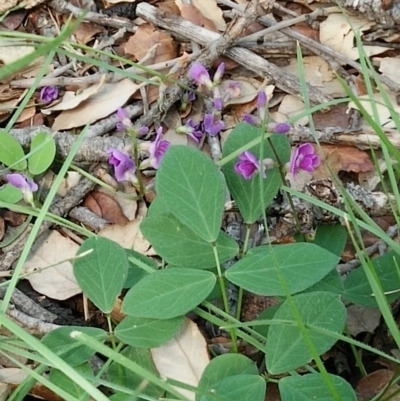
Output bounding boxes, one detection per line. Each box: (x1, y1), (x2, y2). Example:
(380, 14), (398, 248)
(267, 137), (304, 237)
(235, 224), (251, 321)
(212, 243), (238, 353)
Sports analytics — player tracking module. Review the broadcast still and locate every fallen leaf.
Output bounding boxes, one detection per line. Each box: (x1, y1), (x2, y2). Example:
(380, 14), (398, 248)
(151, 318), (209, 401)
(23, 230), (81, 300)
(47, 76), (106, 111)
(346, 304), (381, 336)
(379, 57), (400, 84)
(178, 3), (218, 31)
(176, 0), (225, 30)
(74, 22), (103, 44)
(84, 191), (129, 225)
(320, 14), (391, 62)
(348, 92), (400, 129)
(51, 79), (139, 130)
(125, 24), (177, 64)
(278, 95), (307, 126)
(99, 219), (151, 253)
(321, 144), (374, 173)
(356, 369), (395, 401)
(282, 56), (347, 97)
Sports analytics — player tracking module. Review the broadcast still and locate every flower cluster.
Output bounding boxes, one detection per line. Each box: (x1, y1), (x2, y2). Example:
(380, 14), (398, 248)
(116, 108), (148, 136)
(107, 126), (170, 183)
(7, 173), (38, 206)
(289, 143), (320, 177)
(39, 86), (58, 103)
(234, 143), (320, 180)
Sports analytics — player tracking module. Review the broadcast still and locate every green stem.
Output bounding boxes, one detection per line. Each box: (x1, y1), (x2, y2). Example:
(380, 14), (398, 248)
(212, 243), (238, 353)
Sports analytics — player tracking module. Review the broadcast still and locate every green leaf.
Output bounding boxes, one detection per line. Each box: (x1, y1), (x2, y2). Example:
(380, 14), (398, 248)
(304, 270), (344, 295)
(41, 327), (106, 366)
(140, 213), (238, 269)
(312, 224), (347, 257)
(73, 237), (129, 314)
(124, 249), (156, 288)
(254, 303), (281, 339)
(107, 346), (162, 398)
(266, 292), (346, 374)
(115, 316), (184, 348)
(279, 373), (356, 401)
(28, 132), (56, 175)
(222, 123), (290, 223)
(122, 268), (216, 319)
(197, 354), (258, 399)
(0, 184), (23, 203)
(225, 243), (339, 296)
(0, 130), (26, 170)
(49, 363), (93, 400)
(156, 146), (225, 242)
(344, 250), (400, 307)
(198, 375), (266, 401)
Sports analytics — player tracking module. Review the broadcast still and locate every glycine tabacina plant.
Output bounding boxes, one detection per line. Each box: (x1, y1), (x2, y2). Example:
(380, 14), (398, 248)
(63, 63), (396, 401)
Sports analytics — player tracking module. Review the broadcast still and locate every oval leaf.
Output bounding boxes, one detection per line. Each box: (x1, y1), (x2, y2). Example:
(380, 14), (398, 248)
(197, 354), (258, 399)
(222, 123), (290, 223)
(0, 184), (23, 203)
(42, 327), (106, 366)
(266, 292), (347, 374)
(140, 213), (238, 269)
(28, 132), (56, 175)
(199, 375), (266, 401)
(0, 130), (26, 170)
(115, 315), (184, 348)
(225, 243), (340, 296)
(73, 237), (128, 314)
(122, 268), (216, 319)
(279, 373), (356, 401)
(156, 146), (225, 242)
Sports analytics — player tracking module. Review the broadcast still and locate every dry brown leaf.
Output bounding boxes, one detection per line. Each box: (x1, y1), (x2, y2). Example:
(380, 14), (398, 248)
(47, 76), (106, 111)
(346, 305), (381, 336)
(176, 0), (225, 30)
(51, 78), (138, 130)
(348, 92), (400, 129)
(320, 14), (391, 62)
(277, 95), (307, 126)
(151, 318), (209, 401)
(282, 56), (346, 97)
(313, 103), (351, 130)
(23, 230), (81, 300)
(84, 191), (130, 225)
(379, 57), (400, 84)
(356, 369), (395, 401)
(178, 3), (218, 31)
(74, 22), (103, 44)
(125, 24), (177, 64)
(322, 144), (374, 173)
(99, 219), (151, 253)
(105, 0), (136, 3)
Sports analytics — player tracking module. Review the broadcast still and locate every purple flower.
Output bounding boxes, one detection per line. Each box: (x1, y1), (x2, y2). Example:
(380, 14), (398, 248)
(243, 114), (259, 126)
(176, 119), (203, 142)
(149, 127), (170, 169)
(213, 62), (225, 84)
(39, 86), (58, 103)
(203, 113), (225, 136)
(106, 148), (136, 182)
(213, 97), (223, 111)
(7, 173), (38, 205)
(181, 91), (196, 111)
(267, 122), (291, 134)
(257, 90), (267, 109)
(290, 143), (320, 176)
(234, 151), (266, 180)
(188, 63), (213, 88)
(116, 107), (133, 131)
